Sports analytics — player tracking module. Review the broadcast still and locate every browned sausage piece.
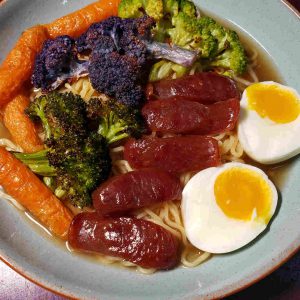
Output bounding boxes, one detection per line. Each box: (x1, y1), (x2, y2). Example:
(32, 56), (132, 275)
(146, 72), (240, 104)
(92, 168), (182, 216)
(124, 136), (221, 175)
(68, 212), (180, 270)
(142, 98), (240, 135)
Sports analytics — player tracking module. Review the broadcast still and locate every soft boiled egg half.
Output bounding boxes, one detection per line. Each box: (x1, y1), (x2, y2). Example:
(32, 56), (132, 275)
(238, 81), (300, 164)
(182, 162), (277, 254)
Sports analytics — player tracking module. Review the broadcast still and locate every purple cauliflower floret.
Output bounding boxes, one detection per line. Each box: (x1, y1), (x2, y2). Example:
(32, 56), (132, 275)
(76, 16), (154, 55)
(76, 16), (120, 52)
(89, 50), (145, 107)
(79, 16), (155, 107)
(31, 16), (198, 107)
(32, 36), (74, 91)
(32, 35), (88, 92)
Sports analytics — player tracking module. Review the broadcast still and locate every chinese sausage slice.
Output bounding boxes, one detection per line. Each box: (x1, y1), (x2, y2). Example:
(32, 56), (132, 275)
(68, 213), (180, 270)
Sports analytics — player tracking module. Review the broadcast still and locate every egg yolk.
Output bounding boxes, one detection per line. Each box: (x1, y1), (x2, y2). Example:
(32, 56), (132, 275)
(247, 83), (300, 123)
(214, 168), (272, 223)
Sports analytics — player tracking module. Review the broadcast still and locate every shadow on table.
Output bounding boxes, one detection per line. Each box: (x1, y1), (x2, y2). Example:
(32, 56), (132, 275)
(226, 251), (300, 300)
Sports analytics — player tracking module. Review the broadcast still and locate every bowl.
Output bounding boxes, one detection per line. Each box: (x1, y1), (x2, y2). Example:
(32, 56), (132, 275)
(0, 0), (299, 299)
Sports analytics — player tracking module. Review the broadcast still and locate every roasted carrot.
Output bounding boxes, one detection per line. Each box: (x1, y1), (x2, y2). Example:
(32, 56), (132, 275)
(3, 93), (44, 153)
(0, 147), (73, 238)
(46, 0), (121, 38)
(0, 25), (48, 106)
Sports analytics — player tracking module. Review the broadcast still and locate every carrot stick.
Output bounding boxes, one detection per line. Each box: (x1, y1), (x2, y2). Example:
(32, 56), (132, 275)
(3, 93), (44, 153)
(0, 147), (73, 238)
(46, 0), (121, 38)
(0, 25), (48, 107)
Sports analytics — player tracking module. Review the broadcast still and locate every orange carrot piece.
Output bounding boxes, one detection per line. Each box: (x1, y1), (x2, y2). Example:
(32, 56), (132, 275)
(46, 0), (121, 38)
(0, 147), (73, 238)
(0, 25), (48, 107)
(3, 93), (44, 153)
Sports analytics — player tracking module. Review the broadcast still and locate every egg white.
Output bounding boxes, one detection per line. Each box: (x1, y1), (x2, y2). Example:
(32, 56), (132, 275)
(238, 81), (300, 164)
(181, 162), (278, 254)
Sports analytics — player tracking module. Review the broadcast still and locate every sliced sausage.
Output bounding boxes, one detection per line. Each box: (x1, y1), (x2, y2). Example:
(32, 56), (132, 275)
(124, 136), (221, 175)
(142, 98), (240, 135)
(68, 213), (180, 270)
(146, 72), (240, 103)
(92, 168), (182, 216)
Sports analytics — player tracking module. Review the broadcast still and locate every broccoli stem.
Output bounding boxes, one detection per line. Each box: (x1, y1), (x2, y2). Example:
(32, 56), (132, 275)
(43, 176), (55, 190)
(99, 124), (129, 144)
(98, 112), (131, 144)
(14, 150), (56, 176)
(54, 186), (66, 198)
(26, 162), (56, 177)
(107, 132), (129, 144)
(14, 149), (48, 161)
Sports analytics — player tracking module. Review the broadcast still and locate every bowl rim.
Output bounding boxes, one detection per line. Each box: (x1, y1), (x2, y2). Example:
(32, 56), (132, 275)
(1, 243), (299, 299)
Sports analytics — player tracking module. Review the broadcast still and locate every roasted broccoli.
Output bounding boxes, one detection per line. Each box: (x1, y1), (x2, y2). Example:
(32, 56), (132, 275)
(15, 133), (111, 208)
(163, 0), (179, 16)
(16, 92), (144, 207)
(208, 30), (248, 76)
(47, 133), (111, 207)
(168, 12), (217, 58)
(32, 36), (88, 92)
(87, 98), (145, 144)
(178, 0), (197, 17)
(18, 92), (112, 208)
(118, 0), (196, 42)
(117, 0), (248, 76)
(118, 0), (164, 21)
(26, 92), (87, 139)
(118, 0), (196, 20)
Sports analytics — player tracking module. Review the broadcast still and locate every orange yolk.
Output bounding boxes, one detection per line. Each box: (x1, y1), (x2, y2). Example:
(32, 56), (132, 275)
(214, 168), (272, 223)
(247, 83), (300, 123)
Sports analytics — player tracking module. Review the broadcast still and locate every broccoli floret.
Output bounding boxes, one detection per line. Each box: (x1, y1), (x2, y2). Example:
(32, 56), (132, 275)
(87, 98), (145, 144)
(168, 12), (217, 58)
(117, 0), (196, 42)
(178, 0), (197, 17)
(118, 0), (144, 19)
(118, 0), (196, 20)
(208, 31), (248, 75)
(168, 12), (248, 75)
(118, 0), (164, 21)
(15, 133), (111, 208)
(26, 92), (87, 140)
(20, 92), (112, 208)
(49, 133), (111, 208)
(162, 0), (179, 16)
(197, 16), (228, 54)
(32, 36), (88, 92)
